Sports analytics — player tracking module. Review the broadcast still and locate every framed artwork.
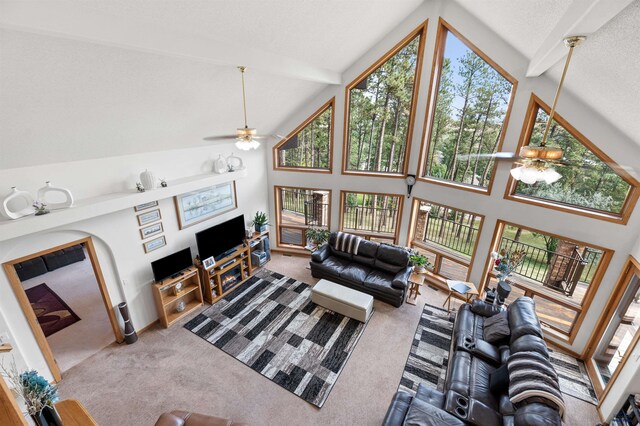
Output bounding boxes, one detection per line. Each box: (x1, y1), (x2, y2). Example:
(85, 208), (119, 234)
(139, 222), (164, 240)
(143, 236), (166, 253)
(202, 256), (216, 270)
(174, 181), (237, 229)
(134, 201), (159, 212)
(137, 209), (161, 226)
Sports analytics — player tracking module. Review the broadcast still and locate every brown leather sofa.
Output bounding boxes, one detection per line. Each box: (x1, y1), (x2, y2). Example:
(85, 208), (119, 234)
(155, 410), (247, 426)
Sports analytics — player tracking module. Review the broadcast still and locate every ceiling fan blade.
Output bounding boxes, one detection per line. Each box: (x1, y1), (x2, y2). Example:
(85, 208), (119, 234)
(457, 152), (518, 161)
(203, 135), (238, 141)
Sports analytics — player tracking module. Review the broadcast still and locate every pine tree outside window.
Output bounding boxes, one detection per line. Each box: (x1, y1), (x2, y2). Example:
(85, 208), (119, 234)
(420, 19), (516, 193)
(273, 98), (334, 172)
(343, 22), (427, 177)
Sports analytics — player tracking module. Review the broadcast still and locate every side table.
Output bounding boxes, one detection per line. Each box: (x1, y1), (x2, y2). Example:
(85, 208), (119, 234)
(443, 280), (479, 312)
(406, 272), (425, 305)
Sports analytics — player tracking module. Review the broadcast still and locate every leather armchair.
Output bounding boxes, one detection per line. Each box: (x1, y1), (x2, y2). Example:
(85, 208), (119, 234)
(155, 410), (247, 426)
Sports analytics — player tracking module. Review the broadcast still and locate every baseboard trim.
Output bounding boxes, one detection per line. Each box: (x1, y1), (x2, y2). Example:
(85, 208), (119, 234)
(138, 319), (159, 335)
(271, 248), (311, 257)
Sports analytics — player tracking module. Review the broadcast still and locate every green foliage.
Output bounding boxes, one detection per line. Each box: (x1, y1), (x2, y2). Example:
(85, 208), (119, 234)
(277, 107), (332, 169)
(514, 109), (631, 214)
(1, 362), (58, 416)
(252, 211), (269, 226)
(424, 32), (513, 188)
(409, 251), (432, 269)
(305, 227), (331, 245)
(346, 35), (421, 173)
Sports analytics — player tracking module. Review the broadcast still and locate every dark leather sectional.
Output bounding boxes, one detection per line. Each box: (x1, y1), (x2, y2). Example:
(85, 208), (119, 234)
(309, 232), (411, 307)
(14, 244), (85, 281)
(383, 297), (563, 425)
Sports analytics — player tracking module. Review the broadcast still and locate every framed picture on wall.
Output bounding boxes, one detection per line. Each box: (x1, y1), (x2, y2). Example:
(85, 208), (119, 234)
(134, 201), (159, 212)
(137, 209), (161, 226)
(143, 236), (166, 253)
(139, 222), (164, 240)
(174, 181), (237, 229)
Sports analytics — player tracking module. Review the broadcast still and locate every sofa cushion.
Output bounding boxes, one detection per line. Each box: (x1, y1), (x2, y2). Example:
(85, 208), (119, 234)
(507, 297), (542, 344)
(489, 364), (509, 396)
(311, 256), (350, 276)
(404, 396), (466, 426)
(351, 239), (379, 267)
(340, 263), (371, 284)
(510, 335), (549, 358)
(470, 300), (502, 317)
(453, 304), (484, 341)
(364, 270), (402, 296)
(483, 311), (510, 343)
(374, 244), (409, 274)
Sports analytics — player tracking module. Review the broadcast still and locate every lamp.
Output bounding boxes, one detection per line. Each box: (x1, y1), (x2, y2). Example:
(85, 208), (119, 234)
(511, 36), (586, 184)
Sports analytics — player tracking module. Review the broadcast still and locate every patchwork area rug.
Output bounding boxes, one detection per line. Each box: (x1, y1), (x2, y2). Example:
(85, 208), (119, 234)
(549, 350), (598, 405)
(399, 304), (455, 394)
(25, 283), (81, 337)
(184, 270), (370, 408)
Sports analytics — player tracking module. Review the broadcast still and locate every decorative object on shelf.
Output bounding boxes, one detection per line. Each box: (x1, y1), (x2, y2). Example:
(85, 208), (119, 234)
(160, 178), (168, 188)
(173, 281), (184, 296)
(409, 250), (432, 274)
(143, 235), (166, 253)
(203, 66), (283, 150)
(36, 181), (74, 210)
(405, 174), (416, 198)
(251, 211), (269, 233)
(0, 362), (62, 426)
(136, 208), (161, 226)
(305, 227), (331, 251)
(202, 256), (216, 270)
(212, 155), (228, 174)
(136, 182), (145, 192)
(134, 200), (158, 212)
(491, 249), (527, 303)
(226, 153), (245, 171)
(174, 182), (237, 229)
(33, 201), (50, 216)
(1, 187), (36, 219)
(117, 302), (138, 344)
(140, 169), (157, 191)
(245, 227), (254, 238)
(139, 222), (163, 240)
(176, 300), (186, 313)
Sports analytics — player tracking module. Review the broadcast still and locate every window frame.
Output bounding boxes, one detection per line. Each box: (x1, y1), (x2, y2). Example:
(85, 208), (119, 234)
(406, 197), (485, 289)
(480, 220), (613, 344)
(503, 94), (640, 224)
(341, 21), (428, 178)
(274, 186), (332, 253)
(272, 97), (335, 173)
(583, 255), (640, 400)
(339, 190), (404, 244)
(417, 18), (518, 195)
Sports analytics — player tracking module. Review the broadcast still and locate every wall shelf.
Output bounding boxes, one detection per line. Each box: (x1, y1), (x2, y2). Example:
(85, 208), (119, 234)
(0, 169), (247, 242)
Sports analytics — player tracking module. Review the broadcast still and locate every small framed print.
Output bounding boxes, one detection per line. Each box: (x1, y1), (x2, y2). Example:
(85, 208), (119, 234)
(134, 201), (159, 212)
(137, 209), (161, 226)
(143, 236), (166, 253)
(139, 222), (164, 240)
(202, 256), (216, 270)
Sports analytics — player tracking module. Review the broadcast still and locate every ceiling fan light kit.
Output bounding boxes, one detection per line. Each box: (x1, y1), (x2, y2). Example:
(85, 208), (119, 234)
(510, 161), (562, 185)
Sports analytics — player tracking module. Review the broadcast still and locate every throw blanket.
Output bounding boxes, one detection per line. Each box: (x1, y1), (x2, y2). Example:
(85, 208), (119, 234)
(508, 351), (566, 419)
(335, 232), (362, 255)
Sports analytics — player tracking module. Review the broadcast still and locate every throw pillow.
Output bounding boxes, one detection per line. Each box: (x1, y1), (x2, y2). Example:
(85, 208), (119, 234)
(470, 300), (502, 317)
(484, 311), (510, 343)
(489, 363), (510, 395)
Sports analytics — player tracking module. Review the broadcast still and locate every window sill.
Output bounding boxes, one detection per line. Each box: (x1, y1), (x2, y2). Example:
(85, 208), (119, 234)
(341, 169), (406, 179)
(274, 166), (332, 174)
(417, 176), (491, 195)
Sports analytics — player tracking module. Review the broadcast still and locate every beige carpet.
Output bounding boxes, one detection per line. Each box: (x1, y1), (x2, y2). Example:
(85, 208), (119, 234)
(57, 253), (600, 425)
(21, 249), (115, 372)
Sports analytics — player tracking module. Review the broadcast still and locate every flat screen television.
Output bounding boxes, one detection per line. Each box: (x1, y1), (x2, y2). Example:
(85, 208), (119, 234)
(196, 214), (246, 261)
(151, 247), (193, 282)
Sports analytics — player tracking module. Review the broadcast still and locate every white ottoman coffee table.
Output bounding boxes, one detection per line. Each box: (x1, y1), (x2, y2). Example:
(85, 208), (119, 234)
(311, 279), (374, 323)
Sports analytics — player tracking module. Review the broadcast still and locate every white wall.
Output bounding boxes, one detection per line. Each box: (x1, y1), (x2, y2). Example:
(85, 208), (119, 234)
(266, 0), (640, 356)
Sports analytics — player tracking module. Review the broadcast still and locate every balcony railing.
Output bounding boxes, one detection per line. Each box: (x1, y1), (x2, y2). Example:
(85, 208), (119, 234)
(280, 188), (329, 227)
(420, 214), (479, 257)
(342, 205), (398, 235)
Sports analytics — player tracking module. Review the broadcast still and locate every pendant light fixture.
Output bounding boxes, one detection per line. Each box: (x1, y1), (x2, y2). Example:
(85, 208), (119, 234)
(510, 36), (586, 185)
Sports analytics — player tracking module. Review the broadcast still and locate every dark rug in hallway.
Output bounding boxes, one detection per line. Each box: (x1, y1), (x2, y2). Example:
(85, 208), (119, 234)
(398, 303), (455, 394)
(184, 269), (371, 408)
(25, 283), (81, 337)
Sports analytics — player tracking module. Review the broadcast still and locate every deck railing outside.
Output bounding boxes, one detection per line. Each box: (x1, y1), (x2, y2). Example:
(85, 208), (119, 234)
(342, 205), (397, 235)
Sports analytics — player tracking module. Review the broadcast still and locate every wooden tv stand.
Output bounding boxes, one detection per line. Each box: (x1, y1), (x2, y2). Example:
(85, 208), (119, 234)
(152, 266), (203, 328)
(198, 231), (270, 304)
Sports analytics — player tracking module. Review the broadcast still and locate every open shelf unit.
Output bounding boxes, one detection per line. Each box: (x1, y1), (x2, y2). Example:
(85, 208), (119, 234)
(198, 231), (270, 304)
(152, 266), (203, 327)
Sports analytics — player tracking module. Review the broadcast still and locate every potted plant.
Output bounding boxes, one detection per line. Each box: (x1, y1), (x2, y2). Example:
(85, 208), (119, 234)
(305, 227), (331, 251)
(409, 251), (432, 274)
(1, 363), (62, 426)
(252, 211), (269, 233)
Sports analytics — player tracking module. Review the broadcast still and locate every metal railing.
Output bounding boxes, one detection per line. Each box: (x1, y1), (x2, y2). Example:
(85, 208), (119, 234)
(280, 188), (329, 227)
(421, 215), (479, 257)
(342, 205), (398, 235)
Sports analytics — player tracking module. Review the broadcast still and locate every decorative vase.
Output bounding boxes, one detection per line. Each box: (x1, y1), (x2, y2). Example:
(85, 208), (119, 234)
(414, 265), (427, 274)
(37, 181), (74, 210)
(226, 153), (245, 171)
(497, 278), (511, 303)
(31, 406), (62, 426)
(176, 300), (186, 313)
(255, 224), (267, 233)
(213, 155), (228, 174)
(117, 302), (138, 344)
(1, 187), (35, 220)
(139, 170), (156, 191)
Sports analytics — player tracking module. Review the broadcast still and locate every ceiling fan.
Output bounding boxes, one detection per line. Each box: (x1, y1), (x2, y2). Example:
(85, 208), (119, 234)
(457, 36), (631, 185)
(204, 66), (283, 150)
